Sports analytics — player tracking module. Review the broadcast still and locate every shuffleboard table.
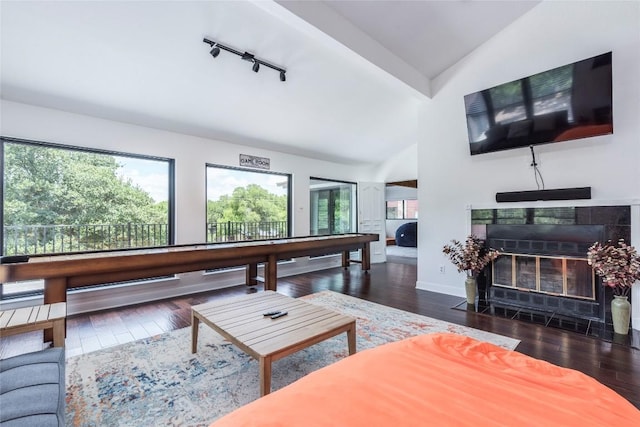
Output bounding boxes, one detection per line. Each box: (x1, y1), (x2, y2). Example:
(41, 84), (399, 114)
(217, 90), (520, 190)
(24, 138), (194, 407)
(0, 233), (378, 306)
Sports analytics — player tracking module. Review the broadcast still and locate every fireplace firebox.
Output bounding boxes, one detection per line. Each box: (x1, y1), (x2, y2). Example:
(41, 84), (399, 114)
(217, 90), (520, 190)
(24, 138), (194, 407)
(487, 224), (604, 321)
(467, 205), (633, 341)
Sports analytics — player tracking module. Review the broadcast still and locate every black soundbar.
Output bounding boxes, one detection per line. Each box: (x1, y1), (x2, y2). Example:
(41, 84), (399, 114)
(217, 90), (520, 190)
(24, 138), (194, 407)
(495, 187), (591, 203)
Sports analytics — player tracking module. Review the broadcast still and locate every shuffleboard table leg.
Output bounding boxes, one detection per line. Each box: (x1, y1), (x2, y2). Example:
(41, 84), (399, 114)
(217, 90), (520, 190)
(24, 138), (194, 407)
(246, 263), (258, 286)
(362, 243), (371, 271)
(265, 254), (277, 291)
(342, 250), (350, 269)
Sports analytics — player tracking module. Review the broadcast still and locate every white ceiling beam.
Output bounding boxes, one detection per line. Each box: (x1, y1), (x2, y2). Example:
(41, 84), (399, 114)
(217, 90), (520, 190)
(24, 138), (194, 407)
(261, 0), (431, 99)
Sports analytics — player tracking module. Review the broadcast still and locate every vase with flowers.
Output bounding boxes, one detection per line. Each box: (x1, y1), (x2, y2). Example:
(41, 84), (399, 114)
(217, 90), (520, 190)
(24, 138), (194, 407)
(587, 239), (640, 335)
(443, 235), (499, 305)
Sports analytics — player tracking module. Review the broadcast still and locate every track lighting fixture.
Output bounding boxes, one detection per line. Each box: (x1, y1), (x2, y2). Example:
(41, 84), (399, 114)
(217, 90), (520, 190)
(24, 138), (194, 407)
(203, 37), (287, 82)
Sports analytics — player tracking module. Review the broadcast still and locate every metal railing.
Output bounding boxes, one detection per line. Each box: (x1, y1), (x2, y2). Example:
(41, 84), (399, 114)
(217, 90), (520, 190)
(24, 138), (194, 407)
(2, 221), (289, 255)
(2, 223), (170, 256)
(207, 221), (288, 242)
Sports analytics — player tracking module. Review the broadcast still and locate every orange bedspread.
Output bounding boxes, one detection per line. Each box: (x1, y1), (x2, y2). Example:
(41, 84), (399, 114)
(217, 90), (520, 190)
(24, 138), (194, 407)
(210, 333), (640, 426)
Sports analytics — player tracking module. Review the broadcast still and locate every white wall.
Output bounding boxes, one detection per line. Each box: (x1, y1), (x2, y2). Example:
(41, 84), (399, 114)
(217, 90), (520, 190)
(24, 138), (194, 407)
(1, 100), (375, 239)
(372, 143), (419, 183)
(385, 185), (417, 201)
(0, 100), (376, 313)
(416, 1), (640, 329)
(375, 143), (420, 239)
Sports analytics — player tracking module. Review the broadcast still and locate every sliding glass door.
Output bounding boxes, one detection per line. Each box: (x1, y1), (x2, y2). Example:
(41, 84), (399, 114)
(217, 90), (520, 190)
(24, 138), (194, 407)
(310, 178), (356, 235)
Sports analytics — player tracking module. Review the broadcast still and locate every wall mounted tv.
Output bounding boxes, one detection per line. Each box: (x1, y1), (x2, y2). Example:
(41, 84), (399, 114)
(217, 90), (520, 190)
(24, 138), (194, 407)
(464, 52), (612, 155)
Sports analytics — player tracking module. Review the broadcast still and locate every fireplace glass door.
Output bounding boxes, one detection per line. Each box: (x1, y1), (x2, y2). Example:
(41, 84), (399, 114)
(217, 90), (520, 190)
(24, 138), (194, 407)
(492, 253), (595, 300)
(539, 258), (563, 294)
(566, 259), (595, 299)
(493, 256), (512, 286)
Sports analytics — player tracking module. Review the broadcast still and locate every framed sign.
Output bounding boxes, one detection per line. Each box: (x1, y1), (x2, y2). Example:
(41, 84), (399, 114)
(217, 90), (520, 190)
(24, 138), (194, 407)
(239, 154), (270, 170)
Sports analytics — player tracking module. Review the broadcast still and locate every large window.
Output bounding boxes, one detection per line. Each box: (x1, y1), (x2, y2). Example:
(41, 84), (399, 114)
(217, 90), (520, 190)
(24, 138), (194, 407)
(386, 200), (418, 219)
(1, 137), (174, 298)
(310, 178), (356, 235)
(206, 165), (290, 242)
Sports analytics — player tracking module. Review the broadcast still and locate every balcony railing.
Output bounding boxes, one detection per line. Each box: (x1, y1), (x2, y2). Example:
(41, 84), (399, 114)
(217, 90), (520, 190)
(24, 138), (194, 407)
(2, 223), (170, 256)
(2, 221), (289, 256)
(207, 221), (288, 243)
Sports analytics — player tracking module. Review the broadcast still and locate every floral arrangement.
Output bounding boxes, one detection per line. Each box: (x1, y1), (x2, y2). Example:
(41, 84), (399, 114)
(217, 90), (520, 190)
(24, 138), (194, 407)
(442, 235), (499, 278)
(587, 239), (640, 297)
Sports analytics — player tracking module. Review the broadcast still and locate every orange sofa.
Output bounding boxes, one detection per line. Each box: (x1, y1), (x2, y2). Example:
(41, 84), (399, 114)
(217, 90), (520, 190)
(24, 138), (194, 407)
(211, 333), (640, 426)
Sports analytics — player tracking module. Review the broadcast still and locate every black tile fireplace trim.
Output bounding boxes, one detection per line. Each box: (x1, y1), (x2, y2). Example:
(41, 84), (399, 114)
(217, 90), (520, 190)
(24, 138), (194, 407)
(490, 286), (600, 321)
(471, 205), (631, 245)
(486, 224), (604, 257)
(452, 299), (638, 349)
(485, 223), (606, 322)
(467, 205), (634, 348)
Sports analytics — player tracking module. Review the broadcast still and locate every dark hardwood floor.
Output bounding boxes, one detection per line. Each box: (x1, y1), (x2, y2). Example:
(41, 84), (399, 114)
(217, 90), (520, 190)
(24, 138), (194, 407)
(2, 261), (639, 408)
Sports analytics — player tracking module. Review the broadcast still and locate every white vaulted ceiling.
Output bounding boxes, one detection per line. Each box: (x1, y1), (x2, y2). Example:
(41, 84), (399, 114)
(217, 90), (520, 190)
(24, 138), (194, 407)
(0, 0), (539, 164)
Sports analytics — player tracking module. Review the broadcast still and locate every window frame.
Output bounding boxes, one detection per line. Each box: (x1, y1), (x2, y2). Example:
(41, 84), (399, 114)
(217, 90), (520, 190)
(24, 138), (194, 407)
(386, 199), (418, 220)
(1, 136), (175, 299)
(205, 163), (292, 242)
(309, 176), (358, 236)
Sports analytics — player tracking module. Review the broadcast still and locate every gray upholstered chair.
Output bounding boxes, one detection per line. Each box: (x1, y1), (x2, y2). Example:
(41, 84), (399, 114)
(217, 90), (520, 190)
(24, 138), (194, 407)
(0, 347), (65, 427)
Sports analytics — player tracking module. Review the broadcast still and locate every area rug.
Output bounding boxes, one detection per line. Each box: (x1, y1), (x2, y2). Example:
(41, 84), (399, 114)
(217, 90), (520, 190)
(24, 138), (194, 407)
(66, 291), (520, 426)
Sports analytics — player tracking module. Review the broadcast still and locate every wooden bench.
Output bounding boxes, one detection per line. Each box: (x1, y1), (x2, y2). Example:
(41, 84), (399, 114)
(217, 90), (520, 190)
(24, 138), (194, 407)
(0, 302), (66, 347)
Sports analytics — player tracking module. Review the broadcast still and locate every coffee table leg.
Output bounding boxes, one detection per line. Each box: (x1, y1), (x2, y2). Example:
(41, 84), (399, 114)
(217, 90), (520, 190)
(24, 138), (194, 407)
(347, 322), (356, 355)
(191, 312), (199, 354)
(260, 356), (272, 396)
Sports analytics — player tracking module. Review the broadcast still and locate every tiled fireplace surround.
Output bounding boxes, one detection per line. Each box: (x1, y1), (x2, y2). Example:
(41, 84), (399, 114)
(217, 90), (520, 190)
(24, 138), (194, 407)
(470, 205), (632, 340)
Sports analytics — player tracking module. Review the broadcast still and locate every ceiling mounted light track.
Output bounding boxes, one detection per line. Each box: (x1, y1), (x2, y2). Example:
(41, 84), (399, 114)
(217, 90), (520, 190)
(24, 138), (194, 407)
(203, 37), (287, 82)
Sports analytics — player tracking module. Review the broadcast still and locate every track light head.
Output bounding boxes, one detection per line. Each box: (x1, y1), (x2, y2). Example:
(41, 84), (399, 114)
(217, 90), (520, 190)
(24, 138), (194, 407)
(241, 52), (255, 62)
(210, 46), (220, 58)
(280, 70), (286, 82)
(252, 61), (260, 72)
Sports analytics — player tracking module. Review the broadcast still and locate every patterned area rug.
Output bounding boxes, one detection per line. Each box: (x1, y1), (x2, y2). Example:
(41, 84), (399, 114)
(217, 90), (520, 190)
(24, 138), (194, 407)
(66, 291), (519, 426)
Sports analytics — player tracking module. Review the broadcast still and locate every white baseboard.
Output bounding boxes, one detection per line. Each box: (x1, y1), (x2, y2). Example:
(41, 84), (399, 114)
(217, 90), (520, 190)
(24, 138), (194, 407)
(415, 280), (465, 298)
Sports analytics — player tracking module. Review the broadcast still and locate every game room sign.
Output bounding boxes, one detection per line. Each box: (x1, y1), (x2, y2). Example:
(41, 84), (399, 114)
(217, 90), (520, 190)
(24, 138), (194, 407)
(239, 154), (270, 170)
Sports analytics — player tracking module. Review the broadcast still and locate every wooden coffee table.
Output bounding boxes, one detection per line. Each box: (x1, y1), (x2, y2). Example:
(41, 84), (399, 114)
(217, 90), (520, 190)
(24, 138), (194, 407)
(191, 291), (356, 396)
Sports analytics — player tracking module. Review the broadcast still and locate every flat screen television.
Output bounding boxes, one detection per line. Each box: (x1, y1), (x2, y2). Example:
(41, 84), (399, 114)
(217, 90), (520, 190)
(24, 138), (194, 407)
(464, 52), (612, 155)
